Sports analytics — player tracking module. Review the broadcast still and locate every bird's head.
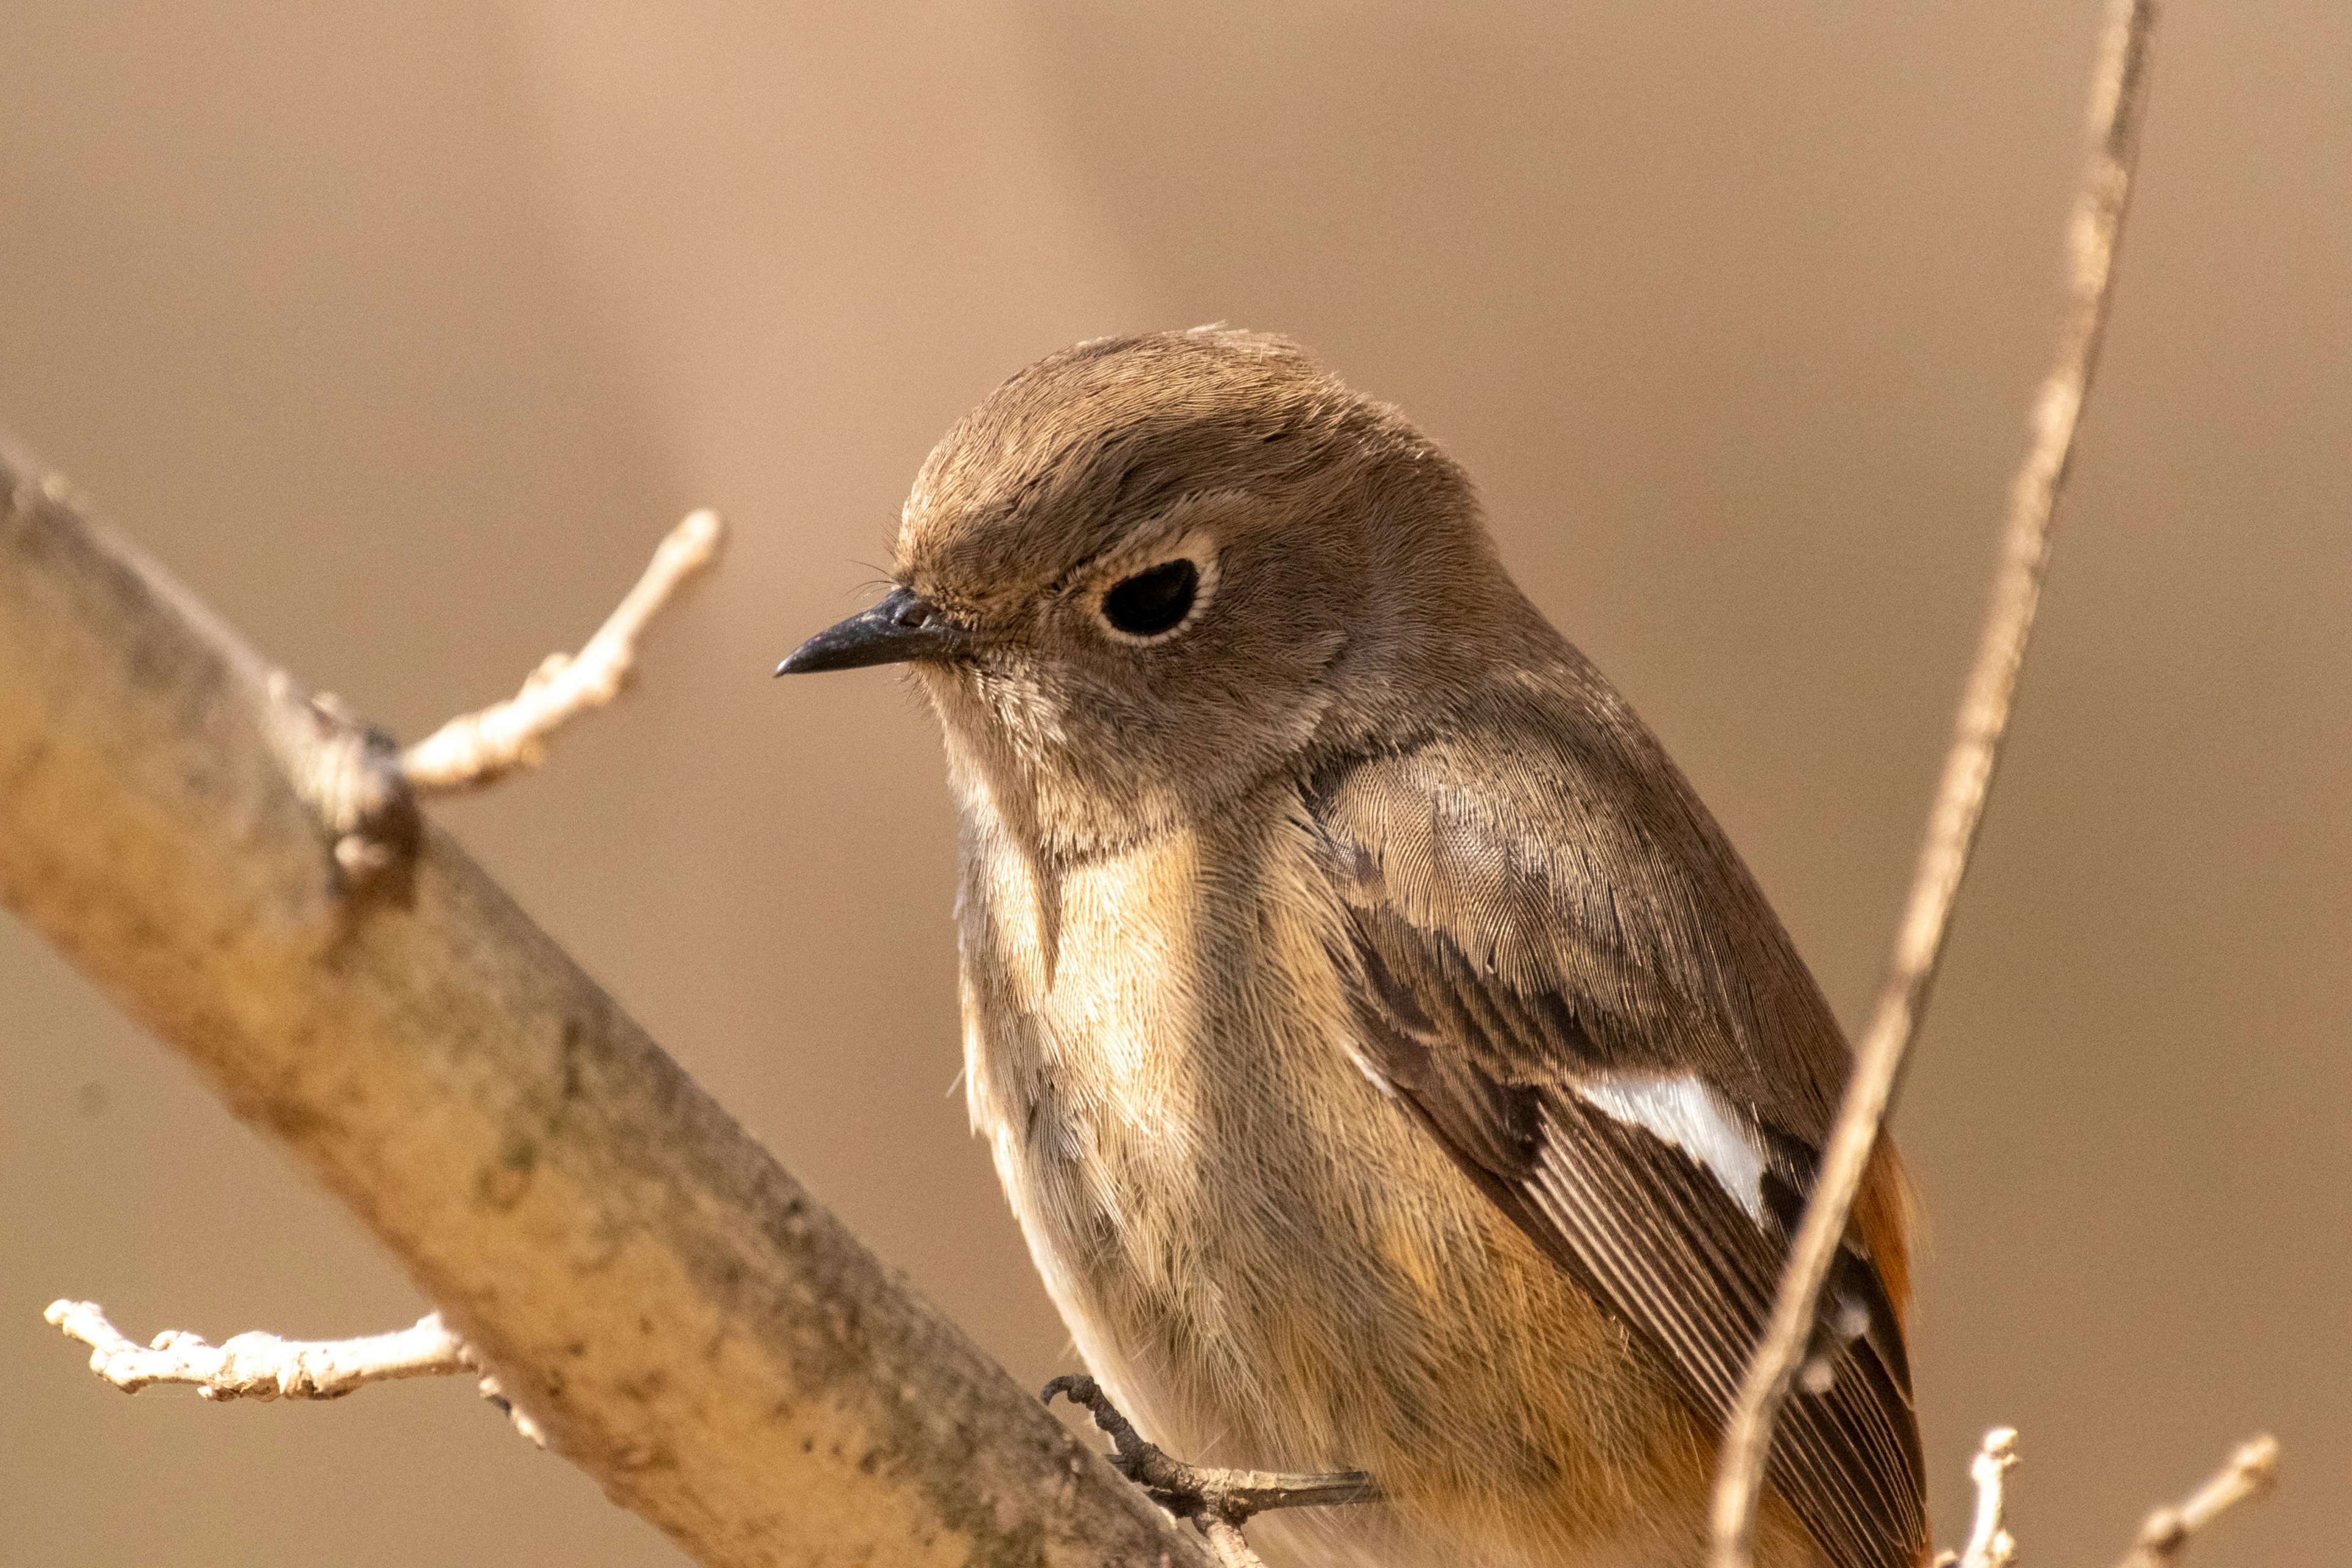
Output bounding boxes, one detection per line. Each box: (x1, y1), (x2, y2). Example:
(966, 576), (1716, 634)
(780, 328), (1511, 859)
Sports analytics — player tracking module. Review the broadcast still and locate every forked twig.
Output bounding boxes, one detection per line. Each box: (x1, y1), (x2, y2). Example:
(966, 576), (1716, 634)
(1707, 4), (2159, 1562)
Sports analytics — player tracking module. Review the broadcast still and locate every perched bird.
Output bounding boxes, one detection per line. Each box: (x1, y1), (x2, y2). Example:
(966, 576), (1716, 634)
(780, 328), (1926, 1568)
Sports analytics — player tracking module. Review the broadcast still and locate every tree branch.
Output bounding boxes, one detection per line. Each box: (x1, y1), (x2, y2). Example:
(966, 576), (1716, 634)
(1921, 1428), (2278, 1568)
(46, 1300), (470, 1401)
(1708, 4), (2159, 1562)
(401, 508), (725, 794)
(0, 442), (1207, 1568)
(47, 1298), (553, 1442)
(1932, 1427), (2019, 1568)
(2116, 1435), (2280, 1568)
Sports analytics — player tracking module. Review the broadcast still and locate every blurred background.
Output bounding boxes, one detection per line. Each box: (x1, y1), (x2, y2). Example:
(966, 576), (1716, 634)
(3, 2), (2345, 1563)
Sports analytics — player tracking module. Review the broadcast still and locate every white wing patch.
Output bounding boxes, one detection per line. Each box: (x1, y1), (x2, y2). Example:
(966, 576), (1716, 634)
(1575, 1072), (1768, 1221)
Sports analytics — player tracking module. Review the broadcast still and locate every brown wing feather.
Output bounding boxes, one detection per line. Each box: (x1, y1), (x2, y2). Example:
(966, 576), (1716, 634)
(1305, 684), (1927, 1568)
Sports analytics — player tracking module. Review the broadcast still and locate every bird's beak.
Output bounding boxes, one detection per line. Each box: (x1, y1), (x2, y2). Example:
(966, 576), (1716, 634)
(775, 586), (968, 676)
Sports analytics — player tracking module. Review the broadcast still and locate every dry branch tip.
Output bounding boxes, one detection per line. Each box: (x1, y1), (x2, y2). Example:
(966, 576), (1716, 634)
(45, 1298), (468, 1400)
(43, 1298), (544, 1444)
(399, 508), (726, 796)
(2117, 1434), (2280, 1568)
(1933, 1427), (2020, 1568)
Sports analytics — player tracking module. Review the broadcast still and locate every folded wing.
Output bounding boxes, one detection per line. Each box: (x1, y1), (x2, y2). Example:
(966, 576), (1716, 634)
(1306, 701), (1926, 1568)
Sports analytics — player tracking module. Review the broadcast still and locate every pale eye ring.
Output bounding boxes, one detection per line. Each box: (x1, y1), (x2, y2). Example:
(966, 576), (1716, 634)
(1098, 557), (1204, 641)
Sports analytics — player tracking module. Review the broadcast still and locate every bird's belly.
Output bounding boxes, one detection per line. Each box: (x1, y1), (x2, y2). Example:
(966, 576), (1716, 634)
(954, 818), (1801, 1566)
(966, 1025), (1733, 1548)
(972, 1030), (1747, 1568)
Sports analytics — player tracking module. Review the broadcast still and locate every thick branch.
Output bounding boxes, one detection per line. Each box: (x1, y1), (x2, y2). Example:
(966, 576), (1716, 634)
(0, 443), (1205, 1568)
(1708, 4), (2158, 1562)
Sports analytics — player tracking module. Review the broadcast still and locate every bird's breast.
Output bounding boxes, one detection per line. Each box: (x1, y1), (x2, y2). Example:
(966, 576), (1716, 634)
(947, 780), (1787, 1567)
(957, 790), (1396, 1441)
(954, 788), (1570, 1440)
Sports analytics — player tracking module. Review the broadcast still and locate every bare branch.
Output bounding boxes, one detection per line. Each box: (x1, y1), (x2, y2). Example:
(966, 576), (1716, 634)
(1, 442), (1205, 1567)
(2116, 1435), (2280, 1568)
(400, 508), (725, 794)
(46, 1298), (468, 1400)
(1708, 5), (2159, 1562)
(1922, 1427), (2275, 1568)
(45, 1298), (552, 1444)
(1931, 1427), (2020, 1568)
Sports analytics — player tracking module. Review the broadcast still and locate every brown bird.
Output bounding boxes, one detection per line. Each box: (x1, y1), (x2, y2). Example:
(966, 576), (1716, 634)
(780, 328), (1926, 1568)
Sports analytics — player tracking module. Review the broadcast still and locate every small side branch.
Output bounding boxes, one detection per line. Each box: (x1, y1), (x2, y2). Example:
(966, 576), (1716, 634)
(48, 1298), (467, 1401)
(1707, 4), (2158, 1563)
(47, 1299), (548, 1444)
(2116, 1435), (2280, 1568)
(1924, 1427), (2278, 1568)
(400, 508), (725, 794)
(1934, 1427), (2020, 1568)
(1045, 1374), (1379, 1567)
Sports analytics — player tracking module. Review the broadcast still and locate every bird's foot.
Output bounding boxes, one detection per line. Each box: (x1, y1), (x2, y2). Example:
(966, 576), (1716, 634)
(1042, 1374), (1379, 1566)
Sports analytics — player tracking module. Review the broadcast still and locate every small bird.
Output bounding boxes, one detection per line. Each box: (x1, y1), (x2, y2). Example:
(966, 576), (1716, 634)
(780, 328), (1926, 1568)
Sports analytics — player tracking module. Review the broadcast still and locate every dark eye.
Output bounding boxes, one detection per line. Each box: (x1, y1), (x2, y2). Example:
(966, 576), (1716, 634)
(1101, 559), (1199, 638)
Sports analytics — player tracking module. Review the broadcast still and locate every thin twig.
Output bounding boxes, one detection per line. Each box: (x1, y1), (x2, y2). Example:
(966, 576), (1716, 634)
(1932, 1428), (2020, 1568)
(400, 508), (725, 794)
(46, 1299), (548, 1443)
(2116, 1435), (2280, 1568)
(1044, 1374), (1380, 1566)
(1708, 5), (2159, 1564)
(48, 1298), (468, 1400)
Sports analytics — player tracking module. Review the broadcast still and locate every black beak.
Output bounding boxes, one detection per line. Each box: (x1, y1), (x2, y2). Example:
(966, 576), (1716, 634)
(775, 587), (967, 675)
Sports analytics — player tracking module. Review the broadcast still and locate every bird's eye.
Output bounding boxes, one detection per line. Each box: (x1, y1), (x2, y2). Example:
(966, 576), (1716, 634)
(1100, 559), (1200, 639)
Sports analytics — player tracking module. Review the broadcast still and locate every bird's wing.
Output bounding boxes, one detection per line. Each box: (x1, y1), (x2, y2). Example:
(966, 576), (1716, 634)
(1303, 687), (1926, 1568)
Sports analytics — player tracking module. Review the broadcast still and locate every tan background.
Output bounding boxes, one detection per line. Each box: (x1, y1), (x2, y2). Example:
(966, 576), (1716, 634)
(4, 3), (2346, 1563)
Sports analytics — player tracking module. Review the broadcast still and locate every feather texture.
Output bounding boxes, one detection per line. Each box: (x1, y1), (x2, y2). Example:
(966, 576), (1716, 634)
(1309, 709), (1927, 1568)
